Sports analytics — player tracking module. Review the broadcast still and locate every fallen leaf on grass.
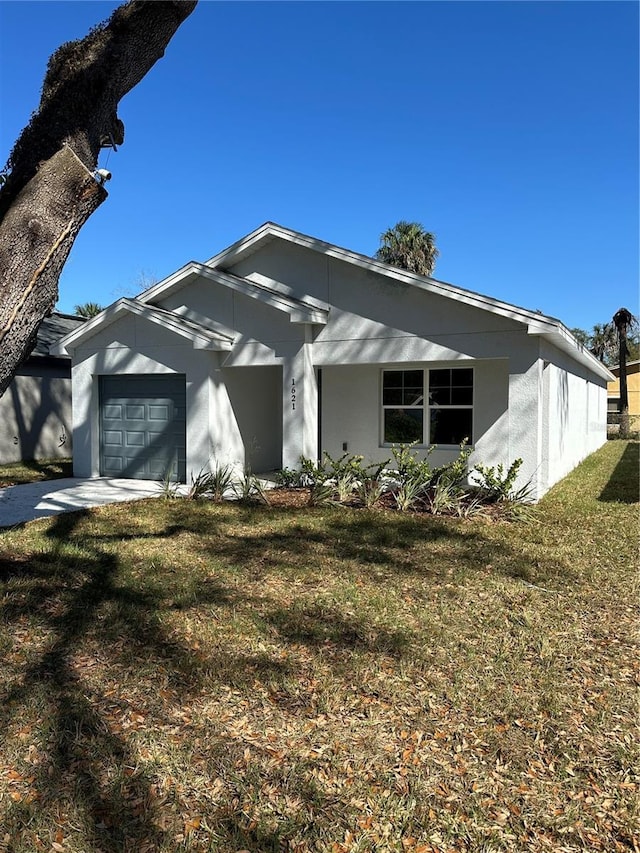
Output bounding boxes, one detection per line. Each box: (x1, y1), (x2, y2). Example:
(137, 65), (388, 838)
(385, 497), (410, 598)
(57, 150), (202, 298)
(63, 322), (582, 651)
(184, 816), (201, 834)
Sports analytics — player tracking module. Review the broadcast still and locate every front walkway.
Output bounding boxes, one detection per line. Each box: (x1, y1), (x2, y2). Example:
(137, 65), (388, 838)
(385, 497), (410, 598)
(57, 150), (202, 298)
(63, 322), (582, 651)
(0, 478), (178, 528)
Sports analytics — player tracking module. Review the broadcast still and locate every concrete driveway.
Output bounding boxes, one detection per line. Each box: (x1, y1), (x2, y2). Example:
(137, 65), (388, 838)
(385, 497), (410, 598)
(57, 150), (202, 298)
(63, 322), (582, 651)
(0, 477), (180, 528)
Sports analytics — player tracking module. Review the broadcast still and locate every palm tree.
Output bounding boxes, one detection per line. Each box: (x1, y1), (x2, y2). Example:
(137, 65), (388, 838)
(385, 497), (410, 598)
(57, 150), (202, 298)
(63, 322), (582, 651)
(74, 301), (104, 318)
(570, 327), (590, 348)
(612, 307), (638, 438)
(589, 322), (615, 364)
(375, 221), (439, 277)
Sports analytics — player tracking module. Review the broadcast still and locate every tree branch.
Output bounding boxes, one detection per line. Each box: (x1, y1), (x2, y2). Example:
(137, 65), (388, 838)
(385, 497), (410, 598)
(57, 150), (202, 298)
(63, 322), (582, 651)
(0, 0), (197, 398)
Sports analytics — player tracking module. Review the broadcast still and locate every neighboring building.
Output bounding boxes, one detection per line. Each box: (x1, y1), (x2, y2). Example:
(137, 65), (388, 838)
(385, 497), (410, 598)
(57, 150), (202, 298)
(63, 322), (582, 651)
(0, 312), (84, 463)
(607, 359), (640, 423)
(53, 223), (612, 500)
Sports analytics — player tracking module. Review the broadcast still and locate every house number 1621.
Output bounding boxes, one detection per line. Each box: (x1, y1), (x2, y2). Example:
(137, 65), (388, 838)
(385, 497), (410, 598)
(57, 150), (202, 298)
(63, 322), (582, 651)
(291, 378), (296, 410)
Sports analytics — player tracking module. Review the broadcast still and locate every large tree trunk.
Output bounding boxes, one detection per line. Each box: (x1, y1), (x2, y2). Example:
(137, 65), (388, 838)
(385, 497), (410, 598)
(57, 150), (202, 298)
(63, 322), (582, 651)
(0, 0), (197, 398)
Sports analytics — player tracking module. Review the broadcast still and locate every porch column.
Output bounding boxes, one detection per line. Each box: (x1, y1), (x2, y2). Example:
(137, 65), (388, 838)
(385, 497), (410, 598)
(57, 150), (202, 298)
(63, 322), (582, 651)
(282, 333), (317, 469)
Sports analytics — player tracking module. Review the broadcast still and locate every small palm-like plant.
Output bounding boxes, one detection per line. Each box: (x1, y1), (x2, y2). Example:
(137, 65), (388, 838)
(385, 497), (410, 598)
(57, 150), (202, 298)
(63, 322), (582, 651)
(393, 475), (425, 512)
(209, 462), (235, 502)
(233, 468), (267, 504)
(356, 476), (386, 509)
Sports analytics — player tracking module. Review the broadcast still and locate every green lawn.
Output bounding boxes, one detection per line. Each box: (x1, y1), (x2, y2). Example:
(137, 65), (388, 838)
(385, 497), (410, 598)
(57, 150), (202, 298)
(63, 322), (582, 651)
(0, 457), (72, 487)
(0, 442), (637, 852)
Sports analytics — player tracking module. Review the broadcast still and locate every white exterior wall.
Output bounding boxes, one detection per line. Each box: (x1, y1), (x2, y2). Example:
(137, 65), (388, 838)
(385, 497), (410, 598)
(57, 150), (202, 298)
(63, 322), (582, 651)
(70, 314), (214, 480)
(0, 366), (73, 463)
(539, 339), (607, 495)
(321, 359), (510, 477)
(217, 365), (282, 472)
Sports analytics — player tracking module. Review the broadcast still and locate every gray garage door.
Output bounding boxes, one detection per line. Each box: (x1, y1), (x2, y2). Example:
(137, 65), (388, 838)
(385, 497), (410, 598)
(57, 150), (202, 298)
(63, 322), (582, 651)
(99, 375), (186, 482)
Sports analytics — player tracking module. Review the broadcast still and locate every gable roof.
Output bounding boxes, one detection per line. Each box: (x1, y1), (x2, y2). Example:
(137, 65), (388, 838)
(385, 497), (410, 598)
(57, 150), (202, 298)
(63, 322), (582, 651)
(51, 298), (234, 355)
(55, 223), (613, 381)
(138, 262), (328, 324)
(139, 222), (612, 381)
(32, 312), (85, 359)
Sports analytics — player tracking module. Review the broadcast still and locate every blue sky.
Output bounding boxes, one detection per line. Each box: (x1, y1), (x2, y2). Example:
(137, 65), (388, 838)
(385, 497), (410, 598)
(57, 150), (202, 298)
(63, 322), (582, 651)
(1, 0), (638, 331)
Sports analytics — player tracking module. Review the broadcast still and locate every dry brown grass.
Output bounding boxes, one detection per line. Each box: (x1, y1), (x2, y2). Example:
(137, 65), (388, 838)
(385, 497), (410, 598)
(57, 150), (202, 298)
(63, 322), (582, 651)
(0, 458), (72, 488)
(0, 442), (637, 852)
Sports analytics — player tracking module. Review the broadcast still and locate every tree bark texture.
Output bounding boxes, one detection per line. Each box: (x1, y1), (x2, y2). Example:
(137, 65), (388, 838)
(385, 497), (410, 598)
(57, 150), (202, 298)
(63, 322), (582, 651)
(0, 0), (197, 398)
(616, 321), (629, 439)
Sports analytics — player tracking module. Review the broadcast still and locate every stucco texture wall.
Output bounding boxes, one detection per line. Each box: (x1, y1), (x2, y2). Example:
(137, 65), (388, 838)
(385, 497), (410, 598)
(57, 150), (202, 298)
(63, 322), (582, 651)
(320, 359), (509, 479)
(540, 340), (607, 494)
(0, 364), (72, 463)
(71, 314), (215, 479)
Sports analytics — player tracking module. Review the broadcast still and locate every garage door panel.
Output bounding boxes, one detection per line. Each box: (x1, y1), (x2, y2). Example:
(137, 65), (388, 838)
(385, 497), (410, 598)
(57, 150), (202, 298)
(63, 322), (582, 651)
(100, 375), (186, 482)
(125, 404), (146, 420)
(103, 430), (123, 446)
(148, 405), (170, 420)
(103, 404), (124, 419)
(125, 431), (145, 447)
(103, 455), (124, 472)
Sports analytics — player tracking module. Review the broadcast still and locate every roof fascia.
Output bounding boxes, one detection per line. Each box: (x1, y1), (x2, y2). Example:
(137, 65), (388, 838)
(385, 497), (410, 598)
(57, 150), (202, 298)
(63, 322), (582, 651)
(51, 300), (128, 354)
(136, 262), (203, 305)
(199, 267), (328, 324)
(52, 298), (233, 355)
(207, 223), (570, 330)
(531, 325), (614, 380)
(207, 223), (614, 371)
(138, 255), (327, 324)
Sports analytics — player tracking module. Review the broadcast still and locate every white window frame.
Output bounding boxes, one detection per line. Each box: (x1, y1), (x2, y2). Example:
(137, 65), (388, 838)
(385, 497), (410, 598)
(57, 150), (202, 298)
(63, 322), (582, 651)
(381, 366), (474, 447)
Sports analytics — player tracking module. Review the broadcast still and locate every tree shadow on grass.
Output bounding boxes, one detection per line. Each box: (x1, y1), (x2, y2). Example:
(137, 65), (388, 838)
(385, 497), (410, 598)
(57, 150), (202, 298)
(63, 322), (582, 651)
(0, 498), (574, 849)
(266, 602), (411, 656)
(599, 442), (639, 503)
(0, 508), (265, 850)
(197, 504), (570, 587)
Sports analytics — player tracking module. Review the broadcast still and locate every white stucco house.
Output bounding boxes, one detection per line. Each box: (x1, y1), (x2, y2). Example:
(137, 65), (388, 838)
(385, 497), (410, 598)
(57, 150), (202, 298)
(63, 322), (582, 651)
(53, 223), (612, 500)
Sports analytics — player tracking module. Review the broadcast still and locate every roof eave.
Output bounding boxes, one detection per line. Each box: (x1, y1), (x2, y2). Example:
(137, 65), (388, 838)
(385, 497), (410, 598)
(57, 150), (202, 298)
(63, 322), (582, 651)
(529, 326), (615, 380)
(52, 298), (234, 354)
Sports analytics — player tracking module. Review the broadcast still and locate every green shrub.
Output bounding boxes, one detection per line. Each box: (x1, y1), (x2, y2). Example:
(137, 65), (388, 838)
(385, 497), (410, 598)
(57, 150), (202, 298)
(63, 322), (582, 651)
(232, 468), (267, 504)
(275, 467), (305, 488)
(471, 458), (529, 503)
(355, 476), (386, 509)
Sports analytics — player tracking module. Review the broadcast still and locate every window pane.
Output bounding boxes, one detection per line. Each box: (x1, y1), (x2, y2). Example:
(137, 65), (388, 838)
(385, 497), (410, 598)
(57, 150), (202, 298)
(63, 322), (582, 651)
(403, 386), (424, 406)
(429, 369), (450, 389)
(404, 370), (423, 388)
(452, 368), (473, 387)
(385, 409), (423, 444)
(429, 387), (451, 405)
(384, 370), (424, 407)
(451, 387), (473, 405)
(429, 409), (472, 445)
(383, 388), (403, 406)
(383, 372), (403, 389)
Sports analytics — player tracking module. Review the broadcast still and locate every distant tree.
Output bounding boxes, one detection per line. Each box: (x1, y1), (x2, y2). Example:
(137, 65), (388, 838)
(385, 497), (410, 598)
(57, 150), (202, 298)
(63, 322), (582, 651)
(570, 328), (591, 348)
(74, 301), (104, 318)
(612, 307), (638, 438)
(0, 0), (197, 399)
(626, 329), (640, 362)
(589, 323), (616, 364)
(375, 221), (439, 277)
